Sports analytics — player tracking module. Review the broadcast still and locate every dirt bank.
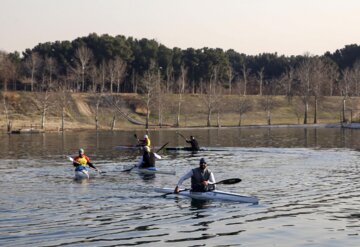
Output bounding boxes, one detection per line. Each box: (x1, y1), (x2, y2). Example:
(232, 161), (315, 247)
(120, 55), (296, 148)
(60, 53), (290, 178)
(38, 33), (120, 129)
(1, 92), (358, 132)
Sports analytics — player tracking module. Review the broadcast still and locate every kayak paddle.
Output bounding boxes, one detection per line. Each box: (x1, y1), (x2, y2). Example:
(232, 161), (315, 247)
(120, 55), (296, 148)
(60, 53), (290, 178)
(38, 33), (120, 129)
(162, 178), (242, 196)
(176, 132), (187, 141)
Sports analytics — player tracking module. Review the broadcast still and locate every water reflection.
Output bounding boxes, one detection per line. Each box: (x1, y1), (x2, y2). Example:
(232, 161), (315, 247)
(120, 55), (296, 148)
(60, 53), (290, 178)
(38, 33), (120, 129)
(2, 128), (360, 246)
(190, 199), (212, 210)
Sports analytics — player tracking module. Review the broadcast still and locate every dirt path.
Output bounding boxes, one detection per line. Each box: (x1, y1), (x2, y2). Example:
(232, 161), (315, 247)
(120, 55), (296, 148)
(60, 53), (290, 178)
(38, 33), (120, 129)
(72, 95), (92, 117)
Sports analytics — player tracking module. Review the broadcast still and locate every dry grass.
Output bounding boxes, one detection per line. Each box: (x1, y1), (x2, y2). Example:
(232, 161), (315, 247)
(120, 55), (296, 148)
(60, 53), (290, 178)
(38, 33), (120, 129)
(1, 92), (359, 132)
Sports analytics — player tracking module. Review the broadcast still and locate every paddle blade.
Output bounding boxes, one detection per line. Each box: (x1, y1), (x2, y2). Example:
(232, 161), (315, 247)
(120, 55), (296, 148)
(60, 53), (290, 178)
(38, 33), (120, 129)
(67, 156), (74, 162)
(216, 178), (242, 185)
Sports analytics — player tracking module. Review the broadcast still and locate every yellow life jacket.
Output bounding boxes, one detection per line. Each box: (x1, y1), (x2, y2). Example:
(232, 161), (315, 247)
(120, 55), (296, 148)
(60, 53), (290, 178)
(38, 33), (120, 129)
(76, 156), (88, 166)
(145, 138), (151, 147)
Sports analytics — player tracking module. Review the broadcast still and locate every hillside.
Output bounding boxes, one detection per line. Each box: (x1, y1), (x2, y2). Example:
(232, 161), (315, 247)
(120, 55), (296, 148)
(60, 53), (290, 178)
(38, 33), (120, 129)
(1, 92), (359, 132)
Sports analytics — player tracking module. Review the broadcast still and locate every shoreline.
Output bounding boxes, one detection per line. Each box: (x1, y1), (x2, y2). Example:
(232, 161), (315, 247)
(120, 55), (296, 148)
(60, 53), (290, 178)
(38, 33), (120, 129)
(5, 122), (360, 134)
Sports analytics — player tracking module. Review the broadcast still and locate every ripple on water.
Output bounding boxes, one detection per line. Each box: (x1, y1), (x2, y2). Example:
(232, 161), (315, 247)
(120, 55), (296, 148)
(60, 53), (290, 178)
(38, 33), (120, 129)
(1, 131), (360, 246)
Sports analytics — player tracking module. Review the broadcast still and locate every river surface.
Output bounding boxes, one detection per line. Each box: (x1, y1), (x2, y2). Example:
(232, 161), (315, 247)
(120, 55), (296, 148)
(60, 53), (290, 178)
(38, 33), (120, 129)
(1, 127), (360, 246)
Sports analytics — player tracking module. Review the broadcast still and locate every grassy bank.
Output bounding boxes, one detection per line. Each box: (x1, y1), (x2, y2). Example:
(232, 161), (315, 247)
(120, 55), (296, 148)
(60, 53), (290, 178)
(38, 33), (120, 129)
(1, 92), (358, 132)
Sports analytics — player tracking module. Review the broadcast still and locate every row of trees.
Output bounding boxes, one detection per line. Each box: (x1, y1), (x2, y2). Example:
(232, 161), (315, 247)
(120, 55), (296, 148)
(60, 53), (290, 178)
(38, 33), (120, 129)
(1, 33), (360, 129)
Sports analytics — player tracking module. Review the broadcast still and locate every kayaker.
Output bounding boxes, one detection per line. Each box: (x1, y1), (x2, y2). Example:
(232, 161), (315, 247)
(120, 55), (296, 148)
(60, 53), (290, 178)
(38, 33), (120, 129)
(186, 135), (200, 151)
(138, 134), (151, 147)
(73, 148), (100, 173)
(174, 158), (216, 193)
(138, 146), (161, 168)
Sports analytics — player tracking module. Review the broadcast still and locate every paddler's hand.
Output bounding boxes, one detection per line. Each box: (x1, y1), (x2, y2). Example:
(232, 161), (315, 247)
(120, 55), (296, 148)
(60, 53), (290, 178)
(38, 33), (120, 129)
(201, 180), (209, 186)
(174, 186), (180, 194)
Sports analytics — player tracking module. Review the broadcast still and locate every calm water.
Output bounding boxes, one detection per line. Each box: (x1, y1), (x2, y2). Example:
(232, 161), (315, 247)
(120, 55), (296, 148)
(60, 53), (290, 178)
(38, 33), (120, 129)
(1, 127), (360, 246)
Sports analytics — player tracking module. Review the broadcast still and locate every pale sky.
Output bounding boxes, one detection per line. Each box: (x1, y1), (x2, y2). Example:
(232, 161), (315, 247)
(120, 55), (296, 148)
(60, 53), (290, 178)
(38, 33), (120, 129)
(1, 0), (360, 56)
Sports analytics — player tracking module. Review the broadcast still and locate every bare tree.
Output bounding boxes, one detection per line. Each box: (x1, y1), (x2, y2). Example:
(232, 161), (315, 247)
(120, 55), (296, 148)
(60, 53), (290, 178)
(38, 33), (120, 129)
(156, 68), (165, 127)
(340, 68), (352, 122)
(107, 94), (124, 130)
(0, 52), (12, 131)
(56, 74), (71, 131)
(241, 62), (251, 96)
(141, 70), (157, 129)
(0, 54), (17, 92)
(176, 65), (186, 127)
(24, 52), (41, 91)
(291, 98), (303, 124)
(257, 67), (264, 96)
(260, 79), (280, 125)
(226, 64), (235, 94)
(311, 58), (327, 124)
(114, 56), (127, 93)
(108, 60), (116, 94)
(323, 61), (339, 97)
(74, 45), (93, 92)
(295, 54), (313, 124)
(237, 95), (252, 126)
(350, 60), (360, 96)
(201, 66), (221, 127)
(38, 56), (57, 129)
(214, 83), (224, 127)
(165, 65), (174, 93)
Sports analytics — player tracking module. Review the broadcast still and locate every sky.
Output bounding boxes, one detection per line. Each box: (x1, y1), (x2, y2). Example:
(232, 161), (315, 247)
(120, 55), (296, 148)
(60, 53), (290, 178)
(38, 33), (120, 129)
(1, 0), (360, 56)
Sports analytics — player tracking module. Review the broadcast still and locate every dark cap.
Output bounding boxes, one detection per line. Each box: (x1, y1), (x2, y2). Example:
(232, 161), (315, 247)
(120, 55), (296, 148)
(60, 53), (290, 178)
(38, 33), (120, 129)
(199, 158), (206, 164)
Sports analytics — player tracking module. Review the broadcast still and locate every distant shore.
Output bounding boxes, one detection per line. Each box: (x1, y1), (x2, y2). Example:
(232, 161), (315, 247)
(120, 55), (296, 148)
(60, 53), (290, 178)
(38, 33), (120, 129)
(6, 122), (360, 135)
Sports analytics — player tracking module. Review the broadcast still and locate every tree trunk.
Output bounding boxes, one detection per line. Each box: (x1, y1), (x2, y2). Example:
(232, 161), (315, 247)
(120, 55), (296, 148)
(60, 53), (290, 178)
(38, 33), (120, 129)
(313, 97), (318, 124)
(303, 99), (308, 124)
(111, 115), (116, 130)
(342, 98), (346, 123)
(61, 107), (65, 131)
(207, 108), (211, 127)
(176, 97), (181, 127)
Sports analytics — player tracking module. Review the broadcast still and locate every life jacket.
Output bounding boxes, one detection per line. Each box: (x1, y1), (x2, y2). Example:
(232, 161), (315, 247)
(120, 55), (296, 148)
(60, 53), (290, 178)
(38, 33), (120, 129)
(74, 155), (90, 166)
(144, 138), (151, 147)
(191, 167), (212, 192)
(188, 139), (200, 151)
(141, 152), (155, 168)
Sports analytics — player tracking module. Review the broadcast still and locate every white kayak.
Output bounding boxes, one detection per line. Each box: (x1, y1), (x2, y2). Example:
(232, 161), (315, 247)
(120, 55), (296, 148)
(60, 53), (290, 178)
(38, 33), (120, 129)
(74, 169), (90, 180)
(123, 165), (176, 175)
(155, 187), (259, 204)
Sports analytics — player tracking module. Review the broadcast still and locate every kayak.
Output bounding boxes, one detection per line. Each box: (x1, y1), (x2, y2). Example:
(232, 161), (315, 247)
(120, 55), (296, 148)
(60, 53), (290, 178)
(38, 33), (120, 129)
(123, 165), (176, 175)
(114, 145), (160, 150)
(165, 147), (228, 152)
(155, 187), (259, 204)
(74, 169), (90, 180)
(114, 145), (143, 150)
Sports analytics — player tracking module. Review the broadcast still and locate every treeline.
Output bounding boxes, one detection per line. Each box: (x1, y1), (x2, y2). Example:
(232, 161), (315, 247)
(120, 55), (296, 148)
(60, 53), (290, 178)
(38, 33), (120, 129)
(1, 33), (360, 127)
(1, 33), (360, 94)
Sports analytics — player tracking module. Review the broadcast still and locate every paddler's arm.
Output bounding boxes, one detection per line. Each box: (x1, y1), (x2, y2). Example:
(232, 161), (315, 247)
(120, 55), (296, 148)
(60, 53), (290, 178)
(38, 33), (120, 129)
(174, 170), (193, 193)
(87, 162), (99, 171)
(202, 172), (216, 189)
(73, 157), (80, 167)
(208, 173), (216, 184)
(154, 152), (161, 159)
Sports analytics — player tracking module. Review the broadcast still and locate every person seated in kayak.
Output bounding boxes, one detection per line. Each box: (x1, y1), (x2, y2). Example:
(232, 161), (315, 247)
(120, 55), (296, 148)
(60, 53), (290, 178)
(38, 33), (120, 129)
(73, 148), (99, 172)
(138, 146), (161, 168)
(138, 134), (151, 147)
(186, 135), (200, 151)
(174, 158), (216, 193)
